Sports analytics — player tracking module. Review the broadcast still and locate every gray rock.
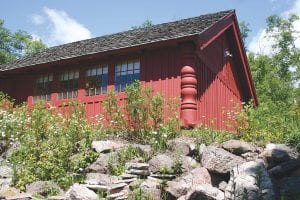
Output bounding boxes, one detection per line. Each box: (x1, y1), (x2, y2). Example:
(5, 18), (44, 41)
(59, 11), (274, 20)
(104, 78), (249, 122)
(148, 154), (174, 174)
(280, 177), (300, 200)
(0, 166), (13, 178)
(85, 152), (118, 173)
(125, 169), (150, 176)
(120, 173), (138, 179)
(167, 137), (196, 156)
(66, 184), (99, 200)
(181, 156), (199, 173)
(222, 140), (256, 155)
(166, 167), (211, 198)
(218, 181), (227, 192)
(140, 178), (161, 200)
(268, 158), (300, 178)
(5, 193), (32, 200)
(85, 173), (118, 185)
(84, 184), (109, 192)
(225, 160), (276, 200)
(200, 145), (245, 174)
(125, 162), (149, 170)
(26, 181), (61, 196)
(260, 143), (299, 168)
(241, 152), (259, 161)
(92, 140), (125, 153)
(106, 190), (127, 200)
(184, 184), (224, 200)
(0, 178), (12, 193)
(48, 195), (66, 200)
(130, 144), (152, 157)
(150, 174), (176, 180)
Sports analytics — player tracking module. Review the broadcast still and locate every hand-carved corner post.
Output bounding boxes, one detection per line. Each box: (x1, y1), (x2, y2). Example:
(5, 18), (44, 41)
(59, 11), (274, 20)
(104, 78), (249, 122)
(179, 42), (197, 128)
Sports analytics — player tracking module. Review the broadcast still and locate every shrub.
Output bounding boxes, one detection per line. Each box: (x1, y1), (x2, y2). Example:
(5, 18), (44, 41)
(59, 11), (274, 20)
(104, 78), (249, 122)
(6, 101), (98, 190)
(102, 81), (180, 150)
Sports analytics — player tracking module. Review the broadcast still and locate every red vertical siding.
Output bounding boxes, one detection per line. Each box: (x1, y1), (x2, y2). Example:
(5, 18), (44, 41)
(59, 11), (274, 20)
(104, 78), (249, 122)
(196, 32), (243, 130)
(142, 48), (181, 99)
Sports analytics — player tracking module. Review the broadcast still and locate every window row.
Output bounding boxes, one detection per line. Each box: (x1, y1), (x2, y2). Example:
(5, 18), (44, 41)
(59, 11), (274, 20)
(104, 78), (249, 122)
(33, 60), (140, 102)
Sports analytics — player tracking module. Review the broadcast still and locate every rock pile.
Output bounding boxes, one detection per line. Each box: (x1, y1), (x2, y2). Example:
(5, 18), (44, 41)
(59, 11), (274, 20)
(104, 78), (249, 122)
(0, 138), (299, 200)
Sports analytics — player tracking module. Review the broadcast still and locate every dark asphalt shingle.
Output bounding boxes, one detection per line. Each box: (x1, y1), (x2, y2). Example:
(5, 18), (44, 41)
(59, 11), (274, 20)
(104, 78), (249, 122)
(0, 10), (233, 71)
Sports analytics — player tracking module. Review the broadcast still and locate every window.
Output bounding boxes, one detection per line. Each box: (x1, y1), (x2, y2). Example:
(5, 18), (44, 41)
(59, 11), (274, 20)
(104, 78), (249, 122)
(33, 74), (53, 102)
(115, 60), (140, 92)
(85, 65), (108, 96)
(58, 70), (79, 99)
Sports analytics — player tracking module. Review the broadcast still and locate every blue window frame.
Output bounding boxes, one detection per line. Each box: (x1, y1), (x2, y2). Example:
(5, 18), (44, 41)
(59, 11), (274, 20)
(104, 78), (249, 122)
(85, 66), (108, 96)
(115, 60), (140, 92)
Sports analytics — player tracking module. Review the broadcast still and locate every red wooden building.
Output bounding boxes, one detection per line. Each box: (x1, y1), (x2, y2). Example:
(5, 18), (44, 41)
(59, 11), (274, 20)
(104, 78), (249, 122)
(0, 10), (257, 129)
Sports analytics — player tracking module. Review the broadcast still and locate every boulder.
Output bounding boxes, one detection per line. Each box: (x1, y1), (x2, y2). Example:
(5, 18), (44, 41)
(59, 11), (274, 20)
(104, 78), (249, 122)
(268, 158), (300, 178)
(166, 167), (211, 198)
(148, 154), (174, 174)
(140, 177), (161, 200)
(260, 143), (299, 168)
(0, 178), (12, 194)
(0, 186), (20, 198)
(85, 173), (118, 185)
(199, 145), (245, 174)
(167, 137), (196, 156)
(181, 156), (199, 173)
(241, 152), (259, 161)
(184, 184), (224, 200)
(130, 144), (152, 158)
(125, 162), (149, 170)
(5, 193), (32, 200)
(85, 152), (118, 174)
(222, 140), (256, 155)
(0, 166), (13, 178)
(26, 181), (62, 196)
(91, 140), (125, 153)
(225, 160), (276, 200)
(66, 184), (99, 200)
(280, 177), (300, 199)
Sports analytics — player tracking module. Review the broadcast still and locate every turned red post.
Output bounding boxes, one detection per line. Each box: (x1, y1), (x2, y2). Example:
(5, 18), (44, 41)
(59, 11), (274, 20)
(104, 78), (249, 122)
(179, 42), (197, 128)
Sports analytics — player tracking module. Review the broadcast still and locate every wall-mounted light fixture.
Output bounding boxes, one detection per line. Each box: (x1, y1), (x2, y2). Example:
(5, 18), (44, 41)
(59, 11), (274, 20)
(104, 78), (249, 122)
(224, 48), (233, 58)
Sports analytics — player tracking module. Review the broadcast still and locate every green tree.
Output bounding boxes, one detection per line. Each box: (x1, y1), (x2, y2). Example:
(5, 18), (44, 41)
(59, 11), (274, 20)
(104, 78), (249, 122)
(131, 19), (153, 29)
(239, 21), (251, 45)
(0, 19), (46, 64)
(249, 14), (300, 105)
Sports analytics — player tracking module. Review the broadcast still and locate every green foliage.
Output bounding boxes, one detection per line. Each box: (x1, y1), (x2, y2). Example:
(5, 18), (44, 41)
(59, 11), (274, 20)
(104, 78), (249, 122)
(185, 125), (234, 146)
(128, 187), (154, 200)
(103, 81), (180, 150)
(239, 21), (251, 45)
(108, 146), (148, 176)
(103, 89), (126, 135)
(131, 19), (153, 30)
(0, 19), (46, 64)
(243, 13), (300, 149)
(0, 98), (98, 190)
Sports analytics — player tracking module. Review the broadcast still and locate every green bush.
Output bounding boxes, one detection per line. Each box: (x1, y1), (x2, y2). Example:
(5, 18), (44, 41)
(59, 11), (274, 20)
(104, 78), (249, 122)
(1, 100), (98, 190)
(102, 81), (180, 150)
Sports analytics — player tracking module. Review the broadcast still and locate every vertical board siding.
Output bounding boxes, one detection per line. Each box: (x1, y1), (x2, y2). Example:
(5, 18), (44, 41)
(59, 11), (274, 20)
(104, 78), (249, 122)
(143, 48), (181, 99)
(196, 32), (243, 130)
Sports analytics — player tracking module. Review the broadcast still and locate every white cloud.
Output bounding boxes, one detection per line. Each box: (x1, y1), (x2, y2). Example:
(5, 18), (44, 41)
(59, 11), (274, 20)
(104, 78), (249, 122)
(248, 29), (276, 55)
(249, 0), (300, 54)
(32, 14), (45, 25)
(31, 7), (91, 46)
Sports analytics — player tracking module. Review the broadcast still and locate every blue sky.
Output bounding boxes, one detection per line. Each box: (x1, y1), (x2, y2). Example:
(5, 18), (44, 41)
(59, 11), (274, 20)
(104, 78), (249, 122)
(0, 0), (299, 53)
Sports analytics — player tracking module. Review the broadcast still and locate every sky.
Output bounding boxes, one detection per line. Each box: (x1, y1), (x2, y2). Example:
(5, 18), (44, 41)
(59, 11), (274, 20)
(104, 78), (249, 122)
(0, 0), (299, 54)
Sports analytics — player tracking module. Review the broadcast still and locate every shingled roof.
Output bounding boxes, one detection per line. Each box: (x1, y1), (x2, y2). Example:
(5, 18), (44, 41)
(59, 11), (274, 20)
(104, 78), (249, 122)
(0, 10), (234, 71)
